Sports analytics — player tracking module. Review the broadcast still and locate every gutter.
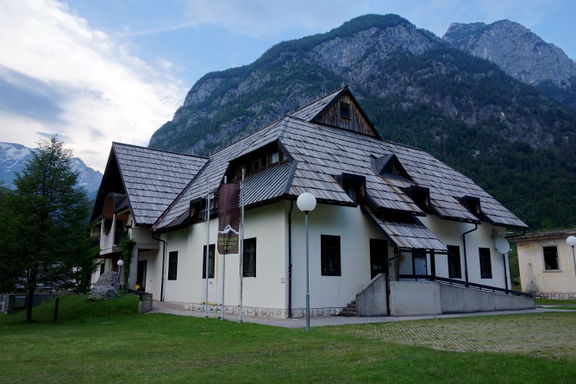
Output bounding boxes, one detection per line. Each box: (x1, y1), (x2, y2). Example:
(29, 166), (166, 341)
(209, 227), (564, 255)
(462, 223), (478, 287)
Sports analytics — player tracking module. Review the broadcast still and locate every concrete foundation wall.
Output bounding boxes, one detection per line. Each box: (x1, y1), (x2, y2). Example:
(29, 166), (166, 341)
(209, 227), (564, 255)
(357, 274), (388, 316)
(387, 281), (534, 316)
(439, 284), (535, 313)
(389, 281), (442, 316)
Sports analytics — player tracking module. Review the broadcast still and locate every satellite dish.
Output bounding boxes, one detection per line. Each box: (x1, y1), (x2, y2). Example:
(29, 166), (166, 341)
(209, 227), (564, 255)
(567, 235), (576, 247)
(495, 238), (511, 254)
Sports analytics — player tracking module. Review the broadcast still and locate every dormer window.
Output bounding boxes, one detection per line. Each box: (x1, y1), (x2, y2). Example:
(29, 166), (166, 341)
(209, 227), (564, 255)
(461, 195), (481, 216)
(252, 158), (263, 173)
(371, 154), (412, 180)
(270, 151), (280, 165)
(407, 186), (432, 213)
(340, 101), (351, 120)
(338, 173), (366, 204)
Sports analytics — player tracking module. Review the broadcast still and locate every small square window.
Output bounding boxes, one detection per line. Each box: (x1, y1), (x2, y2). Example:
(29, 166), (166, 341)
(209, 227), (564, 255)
(270, 151), (280, 165)
(340, 101), (351, 120)
(543, 246), (559, 270)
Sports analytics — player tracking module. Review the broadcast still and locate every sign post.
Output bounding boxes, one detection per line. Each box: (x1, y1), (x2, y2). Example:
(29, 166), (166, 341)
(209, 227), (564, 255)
(217, 182), (240, 320)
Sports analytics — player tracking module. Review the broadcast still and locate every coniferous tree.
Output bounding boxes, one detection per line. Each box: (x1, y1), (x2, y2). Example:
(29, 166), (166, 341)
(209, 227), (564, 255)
(0, 137), (95, 321)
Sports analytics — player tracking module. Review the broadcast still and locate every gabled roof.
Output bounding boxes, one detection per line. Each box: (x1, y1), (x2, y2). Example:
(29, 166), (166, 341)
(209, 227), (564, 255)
(93, 143), (208, 226)
(153, 87), (527, 231)
(290, 86), (348, 121)
(154, 118), (287, 229)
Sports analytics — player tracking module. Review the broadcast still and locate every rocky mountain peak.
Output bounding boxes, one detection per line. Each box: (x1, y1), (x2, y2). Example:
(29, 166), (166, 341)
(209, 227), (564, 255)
(443, 19), (576, 85)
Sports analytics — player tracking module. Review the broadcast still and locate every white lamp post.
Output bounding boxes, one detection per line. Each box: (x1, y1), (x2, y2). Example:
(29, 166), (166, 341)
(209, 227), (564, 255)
(297, 192), (317, 331)
(495, 238), (511, 291)
(566, 235), (576, 276)
(117, 259), (125, 288)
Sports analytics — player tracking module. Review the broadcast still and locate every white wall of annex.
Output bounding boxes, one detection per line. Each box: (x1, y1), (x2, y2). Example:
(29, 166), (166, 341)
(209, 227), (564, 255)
(290, 203), (389, 310)
(517, 240), (576, 294)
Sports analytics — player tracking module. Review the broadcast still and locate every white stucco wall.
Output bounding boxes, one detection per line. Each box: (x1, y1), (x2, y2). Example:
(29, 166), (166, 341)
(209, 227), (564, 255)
(419, 216), (511, 289)
(517, 239), (576, 296)
(160, 201), (289, 314)
(290, 203), (390, 313)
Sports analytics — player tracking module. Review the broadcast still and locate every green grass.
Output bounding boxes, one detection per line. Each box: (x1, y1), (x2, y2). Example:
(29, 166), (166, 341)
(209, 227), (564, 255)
(1, 295), (576, 383)
(536, 298), (576, 305)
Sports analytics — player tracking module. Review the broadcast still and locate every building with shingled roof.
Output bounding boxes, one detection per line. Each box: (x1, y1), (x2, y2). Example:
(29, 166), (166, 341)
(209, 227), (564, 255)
(91, 87), (534, 317)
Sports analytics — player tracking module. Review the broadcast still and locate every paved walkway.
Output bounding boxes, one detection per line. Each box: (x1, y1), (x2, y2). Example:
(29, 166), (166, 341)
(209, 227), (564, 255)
(147, 301), (566, 328)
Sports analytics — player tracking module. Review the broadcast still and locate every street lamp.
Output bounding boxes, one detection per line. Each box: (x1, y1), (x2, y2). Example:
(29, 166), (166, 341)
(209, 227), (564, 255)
(495, 238), (511, 291)
(297, 192), (317, 331)
(566, 235), (576, 276)
(117, 259), (125, 288)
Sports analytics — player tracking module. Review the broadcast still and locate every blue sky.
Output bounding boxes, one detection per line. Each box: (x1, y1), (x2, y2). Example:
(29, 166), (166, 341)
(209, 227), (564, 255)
(0, 0), (574, 171)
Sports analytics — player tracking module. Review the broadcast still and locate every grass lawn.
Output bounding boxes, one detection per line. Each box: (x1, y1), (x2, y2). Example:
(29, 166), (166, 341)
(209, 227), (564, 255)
(1, 295), (576, 383)
(536, 298), (576, 306)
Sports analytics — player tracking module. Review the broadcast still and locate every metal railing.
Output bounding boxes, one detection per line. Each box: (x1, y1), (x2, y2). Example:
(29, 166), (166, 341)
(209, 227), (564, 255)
(399, 274), (533, 298)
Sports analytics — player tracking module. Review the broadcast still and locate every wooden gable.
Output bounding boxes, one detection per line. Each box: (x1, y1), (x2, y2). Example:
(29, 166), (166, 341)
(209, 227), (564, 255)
(311, 91), (379, 137)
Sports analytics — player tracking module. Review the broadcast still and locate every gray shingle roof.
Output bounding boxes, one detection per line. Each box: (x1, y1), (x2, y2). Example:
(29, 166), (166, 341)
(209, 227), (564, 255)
(112, 143), (208, 225)
(153, 90), (526, 231)
(366, 208), (447, 251)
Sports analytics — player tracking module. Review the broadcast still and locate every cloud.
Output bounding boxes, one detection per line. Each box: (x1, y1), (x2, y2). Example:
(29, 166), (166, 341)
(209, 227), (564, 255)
(0, 0), (185, 171)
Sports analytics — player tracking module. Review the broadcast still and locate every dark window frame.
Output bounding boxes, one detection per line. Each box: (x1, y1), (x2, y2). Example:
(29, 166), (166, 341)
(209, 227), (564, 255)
(321, 235), (341, 276)
(543, 246), (560, 271)
(339, 101), (351, 120)
(243, 238), (257, 278)
(168, 251), (178, 280)
(202, 244), (215, 279)
(479, 247), (492, 279)
(447, 245), (462, 279)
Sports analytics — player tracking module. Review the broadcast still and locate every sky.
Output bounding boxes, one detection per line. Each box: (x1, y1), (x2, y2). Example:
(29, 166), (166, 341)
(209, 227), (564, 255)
(0, 0), (575, 172)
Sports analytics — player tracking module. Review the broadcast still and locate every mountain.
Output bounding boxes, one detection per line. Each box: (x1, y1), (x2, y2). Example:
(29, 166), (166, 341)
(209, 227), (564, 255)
(149, 14), (576, 230)
(0, 142), (102, 197)
(443, 20), (576, 109)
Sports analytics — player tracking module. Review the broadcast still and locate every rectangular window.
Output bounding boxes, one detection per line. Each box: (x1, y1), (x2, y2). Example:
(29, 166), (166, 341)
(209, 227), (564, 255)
(168, 251), (178, 280)
(339, 101), (351, 120)
(202, 244), (215, 279)
(479, 248), (492, 279)
(99, 262), (105, 276)
(447, 245), (462, 279)
(243, 238), (257, 277)
(543, 246), (559, 270)
(270, 151), (280, 165)
(321, 235), (341, 276)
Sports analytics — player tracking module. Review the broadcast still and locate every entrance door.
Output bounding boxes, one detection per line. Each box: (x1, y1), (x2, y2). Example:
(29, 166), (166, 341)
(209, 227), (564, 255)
(369, 239), (388, 279)
(136, 260), (147, 291)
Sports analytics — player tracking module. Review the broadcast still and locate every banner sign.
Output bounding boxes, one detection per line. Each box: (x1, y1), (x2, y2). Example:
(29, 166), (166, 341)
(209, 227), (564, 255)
(217, 183), (240, 254)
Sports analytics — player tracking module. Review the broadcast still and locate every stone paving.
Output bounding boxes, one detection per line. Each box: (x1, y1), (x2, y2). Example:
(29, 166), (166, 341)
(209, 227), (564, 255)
(331, 312), (576, 360)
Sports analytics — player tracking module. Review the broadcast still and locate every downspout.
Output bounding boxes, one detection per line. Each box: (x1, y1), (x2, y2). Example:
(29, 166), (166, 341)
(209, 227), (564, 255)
(153, 232), (166, 302)
(462, 223), (478, 287)
(287, 200), (294, 318)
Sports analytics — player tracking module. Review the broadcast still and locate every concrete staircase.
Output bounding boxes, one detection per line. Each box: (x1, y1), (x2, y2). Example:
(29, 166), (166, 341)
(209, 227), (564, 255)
(338, 299), (358, 317)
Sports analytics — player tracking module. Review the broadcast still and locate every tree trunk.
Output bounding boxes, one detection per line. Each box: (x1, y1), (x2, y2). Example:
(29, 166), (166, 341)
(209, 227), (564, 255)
(25, 267), (38, 322)
(25, 286), (35, 322)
